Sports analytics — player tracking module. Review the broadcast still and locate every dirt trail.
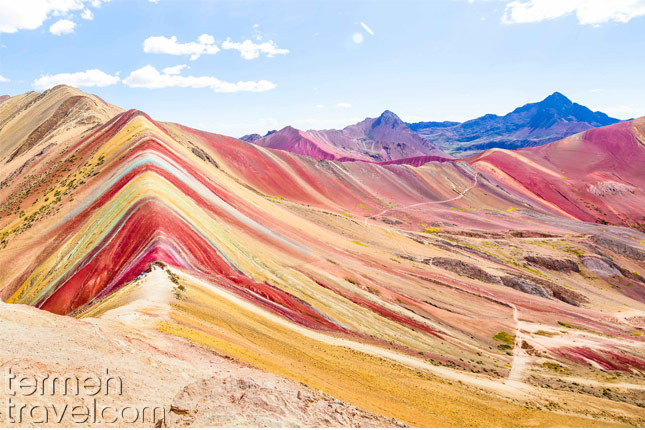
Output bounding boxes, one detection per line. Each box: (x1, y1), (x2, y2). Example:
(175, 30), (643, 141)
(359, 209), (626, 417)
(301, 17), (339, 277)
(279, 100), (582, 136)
(365, 171), (479, 222)
(507, 304), (529, 384)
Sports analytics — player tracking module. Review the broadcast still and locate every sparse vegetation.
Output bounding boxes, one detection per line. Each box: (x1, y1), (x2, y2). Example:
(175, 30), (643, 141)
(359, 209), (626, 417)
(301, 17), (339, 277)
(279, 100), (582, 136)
(493, 331), (515, 345)
(535, 330), (557, 337)
(542, 361), (568, 373)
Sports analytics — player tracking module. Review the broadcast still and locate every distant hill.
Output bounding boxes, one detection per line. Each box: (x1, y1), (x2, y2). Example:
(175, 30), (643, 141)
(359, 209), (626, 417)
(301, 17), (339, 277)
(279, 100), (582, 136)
(239, 133), (262, 142)
(408, 92), (620, 157)
(250, 110), (453, 162)
(468, 117), (645, 229)
(240, 130), (276, 143)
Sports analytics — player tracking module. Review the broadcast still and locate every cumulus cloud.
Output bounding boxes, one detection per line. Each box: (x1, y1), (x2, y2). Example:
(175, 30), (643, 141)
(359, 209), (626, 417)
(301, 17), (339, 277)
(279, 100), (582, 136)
(122, 65), (276, 93)
(0, 0), (107, 34)
(221, 38), (289, 60)
(32, 69), (120, 90)
(142, 34), (289, 61)
(49, 19), (76, 35)
(81, 9), (94, 20)
(336, 102), (352, 108)
(502, 0), (645, 25)
(162, 64), (189, 75)
(143, 34), (220, 60)
(0, 75), (10, 82)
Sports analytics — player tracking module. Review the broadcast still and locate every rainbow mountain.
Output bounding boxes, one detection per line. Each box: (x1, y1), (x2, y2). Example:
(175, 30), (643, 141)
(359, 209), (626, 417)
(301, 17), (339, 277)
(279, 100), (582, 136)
(1, 85), (644, 427)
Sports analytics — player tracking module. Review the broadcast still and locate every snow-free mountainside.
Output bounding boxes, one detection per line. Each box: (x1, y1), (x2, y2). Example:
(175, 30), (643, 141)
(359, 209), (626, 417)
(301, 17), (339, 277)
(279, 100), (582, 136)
(1, 86), (644, 427)
(245, 93), (621, 160)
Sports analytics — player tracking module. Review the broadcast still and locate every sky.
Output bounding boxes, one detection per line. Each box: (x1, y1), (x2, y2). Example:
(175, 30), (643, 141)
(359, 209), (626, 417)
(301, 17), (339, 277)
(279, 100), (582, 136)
(1, 0), (645, 137)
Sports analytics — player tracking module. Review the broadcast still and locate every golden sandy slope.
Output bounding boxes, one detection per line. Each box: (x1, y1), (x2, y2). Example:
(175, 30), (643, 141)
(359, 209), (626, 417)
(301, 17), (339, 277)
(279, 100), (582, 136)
(0, 85), (121, 163)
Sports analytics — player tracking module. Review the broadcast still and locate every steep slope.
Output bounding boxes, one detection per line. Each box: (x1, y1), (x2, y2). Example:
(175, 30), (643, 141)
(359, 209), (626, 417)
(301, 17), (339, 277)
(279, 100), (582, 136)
(470, 117), (645, 230)
(0, 300), (401, 427)
(250, 125), (350, 160)
(0, 88), (644, 426)
(0, 85), (122, 164)
(253, 110), (453, 162)
(409, 92), (620, 157)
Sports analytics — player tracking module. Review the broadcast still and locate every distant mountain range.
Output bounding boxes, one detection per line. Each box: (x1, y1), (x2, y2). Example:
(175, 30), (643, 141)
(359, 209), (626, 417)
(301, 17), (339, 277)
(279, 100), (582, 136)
(242, 92), (620, 160)
(243, 110), (453, 162)
(408, 92), (620, 156)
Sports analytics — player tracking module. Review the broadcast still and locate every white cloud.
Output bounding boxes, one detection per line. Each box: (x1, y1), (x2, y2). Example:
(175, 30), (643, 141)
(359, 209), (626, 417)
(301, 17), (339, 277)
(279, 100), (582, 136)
(149, 0), (160, 3)
(252, 23), (262, 41)
(0, 0), (108, 34)
(0, 75), (9, 82)
(81, 9), (94, 20)
(162, 64), (189, 75)
(32, 69), (119, 90)
(360, 22), (374, 35)
(143, 34), (289, 61)
(197, 34), (214, 44)
(143, 34), (220, 60)
(122, 65), (276, 93)
(336, 102), (352, 108)
(352, 33), (363, 44)
(49, 19), (76, 35)
(315, 104), (324, 108)
(502, 0), (645, 25)
(221, 38), (289, 60)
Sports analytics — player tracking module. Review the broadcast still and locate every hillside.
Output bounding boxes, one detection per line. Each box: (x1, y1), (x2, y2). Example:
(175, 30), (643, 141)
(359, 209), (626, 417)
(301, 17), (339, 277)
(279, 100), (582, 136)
(251, 110), (453, 162)
(469, 118), (645, 230)
(0, 87), (644, 427)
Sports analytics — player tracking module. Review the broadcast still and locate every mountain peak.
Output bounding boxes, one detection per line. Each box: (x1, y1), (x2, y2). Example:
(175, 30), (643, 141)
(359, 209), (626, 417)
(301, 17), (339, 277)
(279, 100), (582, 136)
(380, 109), (399, 118)
(541, 91), (572, 108)
(373, 110), (404, 129)
(280, 125), (300, 134)
(379, 110), (401, 120)
(411, 92), (619, 156)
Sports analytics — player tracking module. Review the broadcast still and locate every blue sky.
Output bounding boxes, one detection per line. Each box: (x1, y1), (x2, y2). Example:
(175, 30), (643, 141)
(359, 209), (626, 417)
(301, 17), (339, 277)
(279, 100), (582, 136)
(1, 0), (645, 137)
